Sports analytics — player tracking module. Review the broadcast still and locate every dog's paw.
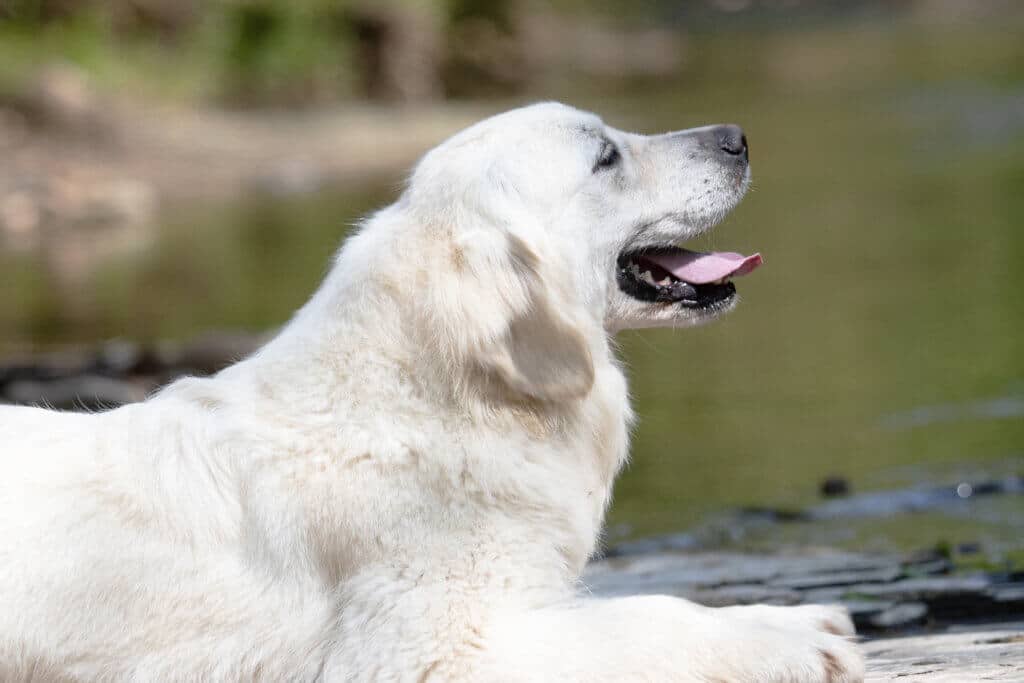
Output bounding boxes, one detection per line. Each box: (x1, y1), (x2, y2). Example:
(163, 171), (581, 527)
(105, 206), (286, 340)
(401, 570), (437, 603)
(803, 633), (864, 683)
(722, 602), (857, 638)
(795, 603), (857, 638)
(748, 627), (863, 683)
(711, 604), (864, 682)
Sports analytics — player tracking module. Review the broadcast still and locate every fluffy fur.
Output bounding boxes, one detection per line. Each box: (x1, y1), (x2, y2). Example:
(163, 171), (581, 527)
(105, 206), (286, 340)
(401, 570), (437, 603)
(0, 103), (863, 681)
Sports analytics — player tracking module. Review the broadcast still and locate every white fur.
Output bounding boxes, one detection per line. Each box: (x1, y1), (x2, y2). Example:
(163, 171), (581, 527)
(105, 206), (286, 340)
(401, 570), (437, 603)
(0, 103), (863, 681)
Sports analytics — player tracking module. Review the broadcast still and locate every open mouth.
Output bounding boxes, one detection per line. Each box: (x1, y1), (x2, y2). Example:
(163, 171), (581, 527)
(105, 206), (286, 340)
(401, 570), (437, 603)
(616, 247), (763, 308)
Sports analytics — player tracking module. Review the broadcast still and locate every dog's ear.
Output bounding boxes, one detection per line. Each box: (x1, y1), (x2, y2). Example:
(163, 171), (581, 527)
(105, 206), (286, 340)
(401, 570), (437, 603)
(423, 222), (595, 404)
(476, 233), (595, 403)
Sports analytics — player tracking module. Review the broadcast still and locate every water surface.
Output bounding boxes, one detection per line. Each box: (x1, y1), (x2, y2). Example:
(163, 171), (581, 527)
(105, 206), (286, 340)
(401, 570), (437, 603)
(3, 19), (1022, 558)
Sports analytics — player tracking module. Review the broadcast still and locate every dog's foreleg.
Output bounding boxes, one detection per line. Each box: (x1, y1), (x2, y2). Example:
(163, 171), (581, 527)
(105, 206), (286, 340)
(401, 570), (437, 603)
(479, 595), (863, 682)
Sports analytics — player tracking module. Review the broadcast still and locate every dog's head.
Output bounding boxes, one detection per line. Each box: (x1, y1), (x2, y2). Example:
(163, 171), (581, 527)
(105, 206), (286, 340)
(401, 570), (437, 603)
(392, 102), (759, 403)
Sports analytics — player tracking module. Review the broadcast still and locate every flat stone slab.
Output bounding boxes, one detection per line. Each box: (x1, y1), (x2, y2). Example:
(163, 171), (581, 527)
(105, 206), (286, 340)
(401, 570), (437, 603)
(585, 547), (1024, 635)
(864, 622), (1024, 681)
(586, 549), (1024, 680)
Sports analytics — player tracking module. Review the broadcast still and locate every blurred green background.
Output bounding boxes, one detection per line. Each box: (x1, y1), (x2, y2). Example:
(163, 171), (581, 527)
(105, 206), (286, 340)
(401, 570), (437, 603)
(1, 0), (1022, 561)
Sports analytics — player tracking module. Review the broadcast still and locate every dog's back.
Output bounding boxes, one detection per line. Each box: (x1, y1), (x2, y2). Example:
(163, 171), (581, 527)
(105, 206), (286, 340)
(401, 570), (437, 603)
(0, 397), (343, 679)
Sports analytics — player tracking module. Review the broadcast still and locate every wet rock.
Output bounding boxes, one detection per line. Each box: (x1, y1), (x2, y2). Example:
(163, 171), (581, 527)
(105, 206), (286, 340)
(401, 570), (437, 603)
(955, 541), (982, 555)
(171, 331), (268, 375)
(587, 549), (902, 598)
(839, 598), (896, 619)
(803, 478), (1024, 520)
(767, 566), (904, 590)
(895, 556), (952, 577)
(585, 546), (1024, 636)
(820, 475), (850, 497)
(0, 331), (268, 408)
(841, 575), (992, 601)
(993, 584), (1024, 602)
(737, 505), (809, 522)
(5, 375), (146, 409)
(97, 339), (144, 375)
(616, 479), (1024, 557)
(690, 584), (801, 607)
(600, 532), (700, 558)
(868, 602), (929, 630)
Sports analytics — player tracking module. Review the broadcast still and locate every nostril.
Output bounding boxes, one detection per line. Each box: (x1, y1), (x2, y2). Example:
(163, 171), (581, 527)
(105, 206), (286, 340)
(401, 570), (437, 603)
(740, 134), (748, 158)
(718, 125), (747, 157)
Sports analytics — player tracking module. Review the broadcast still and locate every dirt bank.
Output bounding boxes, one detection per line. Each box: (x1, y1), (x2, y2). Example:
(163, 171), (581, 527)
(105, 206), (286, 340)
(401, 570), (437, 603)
(0, 69), (489, 245)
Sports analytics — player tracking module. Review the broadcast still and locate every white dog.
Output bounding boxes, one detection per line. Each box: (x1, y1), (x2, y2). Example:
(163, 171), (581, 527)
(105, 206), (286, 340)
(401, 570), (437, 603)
(0, 103), (863, 682)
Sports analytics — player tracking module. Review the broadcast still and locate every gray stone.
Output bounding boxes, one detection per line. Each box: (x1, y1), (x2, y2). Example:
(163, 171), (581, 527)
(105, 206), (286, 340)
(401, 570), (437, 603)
(586, 549), (895, 593)
(691, 584), (802, 607)
(585, 546), (1024, 640)
(768, 566), (904, 590)
(99, 339), (143, 374)
(868, 602), (929, 629)
(993, 585), (1024, 602)
(4, 375), (145, 409)
(864, 622), (1024, 681)
(835, 599), (896, 618)
(839, 575), (991, 601)
(586, 548), (1024, 679)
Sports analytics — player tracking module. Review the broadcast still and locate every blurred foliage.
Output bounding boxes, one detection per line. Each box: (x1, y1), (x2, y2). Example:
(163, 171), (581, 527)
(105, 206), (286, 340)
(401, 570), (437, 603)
(0, 0), (514, 104)
(0, 0), (359, 104)
(218, 2), (354, 106)
(0, 0), (944, 106)
(5, 0), (1020, 106)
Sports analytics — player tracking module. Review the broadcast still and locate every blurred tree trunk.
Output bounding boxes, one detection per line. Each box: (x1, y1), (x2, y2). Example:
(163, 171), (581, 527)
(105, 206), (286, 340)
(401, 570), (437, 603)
(347, 2), (443, 102)
(443, 0), (528, 97)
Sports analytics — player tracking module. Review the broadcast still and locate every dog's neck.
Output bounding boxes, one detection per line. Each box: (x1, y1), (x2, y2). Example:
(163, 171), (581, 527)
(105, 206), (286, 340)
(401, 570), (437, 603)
(205, 206), (633, 575)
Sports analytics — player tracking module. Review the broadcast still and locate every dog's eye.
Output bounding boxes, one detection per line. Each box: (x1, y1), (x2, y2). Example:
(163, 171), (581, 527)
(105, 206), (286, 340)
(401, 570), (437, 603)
(593, 141), (620, 172)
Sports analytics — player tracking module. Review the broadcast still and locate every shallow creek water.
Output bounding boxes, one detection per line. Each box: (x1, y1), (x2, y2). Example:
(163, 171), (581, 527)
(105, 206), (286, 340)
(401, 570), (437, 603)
(3, 21), (1022, 561)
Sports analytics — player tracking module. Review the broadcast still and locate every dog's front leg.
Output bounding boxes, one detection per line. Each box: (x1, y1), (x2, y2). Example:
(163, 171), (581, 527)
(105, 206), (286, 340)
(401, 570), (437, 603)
(480, 595), (863, 682)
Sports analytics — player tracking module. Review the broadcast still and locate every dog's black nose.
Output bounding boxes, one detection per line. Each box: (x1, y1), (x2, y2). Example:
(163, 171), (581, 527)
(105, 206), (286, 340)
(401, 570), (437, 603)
(717, 124), (748, 158)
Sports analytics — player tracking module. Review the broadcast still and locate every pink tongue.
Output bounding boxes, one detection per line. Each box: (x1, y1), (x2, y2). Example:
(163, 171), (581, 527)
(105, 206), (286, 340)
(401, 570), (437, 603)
(642, 249), (763, 285)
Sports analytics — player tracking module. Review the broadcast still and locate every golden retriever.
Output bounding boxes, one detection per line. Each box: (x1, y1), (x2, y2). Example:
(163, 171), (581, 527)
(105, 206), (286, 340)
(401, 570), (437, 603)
(0, 102), (862, 681)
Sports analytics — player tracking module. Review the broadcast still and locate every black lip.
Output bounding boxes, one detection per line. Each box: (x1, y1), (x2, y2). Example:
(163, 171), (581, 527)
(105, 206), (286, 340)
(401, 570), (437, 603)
(616, 252), (737, 308)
